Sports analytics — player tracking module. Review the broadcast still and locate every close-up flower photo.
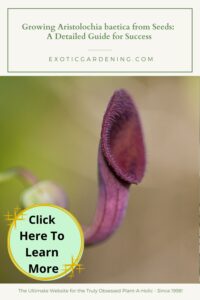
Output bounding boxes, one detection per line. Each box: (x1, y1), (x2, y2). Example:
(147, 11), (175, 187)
(0, 76), (198, 283)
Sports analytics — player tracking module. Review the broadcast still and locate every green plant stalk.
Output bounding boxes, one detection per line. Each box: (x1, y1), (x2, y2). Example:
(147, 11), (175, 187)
(0, 167), (38, 186)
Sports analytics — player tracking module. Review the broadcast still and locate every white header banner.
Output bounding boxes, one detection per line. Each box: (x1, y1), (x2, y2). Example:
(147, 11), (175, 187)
(0, 0), (200, 75)
(7, 8), (192, 74)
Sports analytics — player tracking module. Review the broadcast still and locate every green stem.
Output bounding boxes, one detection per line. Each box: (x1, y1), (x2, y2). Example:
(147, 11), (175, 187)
(0, 167), (38, 185)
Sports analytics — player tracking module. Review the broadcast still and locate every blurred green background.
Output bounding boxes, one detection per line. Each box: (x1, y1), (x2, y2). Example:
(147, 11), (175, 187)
(0, 77), (199, 283)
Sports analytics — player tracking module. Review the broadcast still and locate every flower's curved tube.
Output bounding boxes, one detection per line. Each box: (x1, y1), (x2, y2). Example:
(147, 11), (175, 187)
(84, 89), (146, 245)
(84, 146), (130, 245)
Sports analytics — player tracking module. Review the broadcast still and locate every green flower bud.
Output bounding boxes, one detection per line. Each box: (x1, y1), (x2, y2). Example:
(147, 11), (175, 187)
(21, 180), (69, 209)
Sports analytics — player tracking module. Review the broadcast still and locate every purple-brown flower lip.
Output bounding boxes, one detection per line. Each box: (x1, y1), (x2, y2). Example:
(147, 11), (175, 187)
(101, 89), (146, 184)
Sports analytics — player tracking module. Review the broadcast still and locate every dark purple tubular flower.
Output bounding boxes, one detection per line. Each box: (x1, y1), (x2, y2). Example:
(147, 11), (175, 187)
(84, 89), (146, 245)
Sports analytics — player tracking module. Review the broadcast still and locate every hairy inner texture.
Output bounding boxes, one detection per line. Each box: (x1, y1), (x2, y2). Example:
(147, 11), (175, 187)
(109, 116), (144, 180)
(101, 90), (146, 184)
